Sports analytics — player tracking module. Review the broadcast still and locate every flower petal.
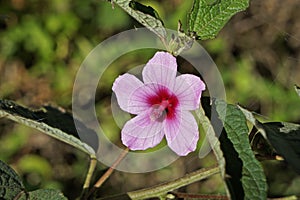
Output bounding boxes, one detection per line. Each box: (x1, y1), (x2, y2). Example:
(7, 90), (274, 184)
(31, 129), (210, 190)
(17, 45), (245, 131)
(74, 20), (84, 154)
(165, 111), (199, 156)
(142, 52), (177, 89)
(112, 73), (145, 114)
(164, 107), (181, 141)
(174, 74), (205, 110)
(128, 83), (161, 112)
(121, 110), (165, 150)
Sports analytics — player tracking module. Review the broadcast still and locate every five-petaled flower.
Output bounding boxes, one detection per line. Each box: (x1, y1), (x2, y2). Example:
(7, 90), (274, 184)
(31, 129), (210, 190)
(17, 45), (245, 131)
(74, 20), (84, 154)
(112, 51), (205, 156)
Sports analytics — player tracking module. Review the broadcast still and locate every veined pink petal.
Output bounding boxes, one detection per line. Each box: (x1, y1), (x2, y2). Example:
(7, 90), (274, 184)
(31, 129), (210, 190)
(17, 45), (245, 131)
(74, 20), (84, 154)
(142, 52), (177, 89)
(164, 107), (181, 140)
(112, 74), (146, 114)
(129, 83), (161, 112)
(165, 111), (199, 156)
(173, 74), (205, 110)
(121, 110), (164, 150)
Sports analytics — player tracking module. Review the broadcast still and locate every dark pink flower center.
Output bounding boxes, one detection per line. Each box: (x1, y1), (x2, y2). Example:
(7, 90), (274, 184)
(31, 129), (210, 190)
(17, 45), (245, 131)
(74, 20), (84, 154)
(147, 88), (178, 121)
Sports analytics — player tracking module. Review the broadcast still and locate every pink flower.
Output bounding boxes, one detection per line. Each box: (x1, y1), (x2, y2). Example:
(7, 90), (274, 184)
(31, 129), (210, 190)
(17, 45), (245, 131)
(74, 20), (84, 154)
(112, 52), (205, 156)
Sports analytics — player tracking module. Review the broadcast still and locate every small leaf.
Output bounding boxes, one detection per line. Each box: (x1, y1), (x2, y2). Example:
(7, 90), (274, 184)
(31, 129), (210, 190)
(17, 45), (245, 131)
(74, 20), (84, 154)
(215, 100), (267, 200)
(112, 0), (166, 39)
(260, 122), (300, 174)
(0, 99), (97, 156)
(168, 23), (195, 56)
(0, 160), (26, 200)
(249, 131), (276, 160)
(19, 189), (67, 200)
(188, 0), (249, 39)
(295, 84), (300, 98)
(238, 105), (300, 174)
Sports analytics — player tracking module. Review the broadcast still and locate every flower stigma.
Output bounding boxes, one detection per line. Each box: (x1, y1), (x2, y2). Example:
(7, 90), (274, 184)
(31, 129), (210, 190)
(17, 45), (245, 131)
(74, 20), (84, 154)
(148, 88), (179, 122)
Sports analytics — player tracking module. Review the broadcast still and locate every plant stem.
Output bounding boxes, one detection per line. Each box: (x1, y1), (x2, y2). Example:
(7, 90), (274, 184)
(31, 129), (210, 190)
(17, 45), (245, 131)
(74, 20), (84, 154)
(161, 36), (170, 52)
(171, 192), (228, 199)
(127, 165), (220, 200)
(196, 105), (231, 198)
(80, 156), (98, 200)
(87, 148), (129, 198)
(83, 156), (98, 189)
(94, 147), (129, 188)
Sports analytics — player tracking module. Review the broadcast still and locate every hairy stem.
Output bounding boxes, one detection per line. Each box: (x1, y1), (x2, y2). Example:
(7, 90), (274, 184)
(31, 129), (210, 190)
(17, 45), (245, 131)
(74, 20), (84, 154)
(171, 192), (228, 199)
(196, 105), (231, 198)
(127, 165), (220, 200)
(80, 156), (97, 200)
(83, 156), (98, 189)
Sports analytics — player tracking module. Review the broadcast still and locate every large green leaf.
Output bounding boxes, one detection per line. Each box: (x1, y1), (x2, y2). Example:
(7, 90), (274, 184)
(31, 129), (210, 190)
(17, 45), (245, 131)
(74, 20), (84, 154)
(111, 0), (166, 40)
(188, 0), (249, 39)
(0, 160), (26, 200)
(0, 99), (97, 157)
(201, 97), (243, 200)
(216, 100), (267, 200)
(19, 189), (67, 200)
(0, 160), (67, 200)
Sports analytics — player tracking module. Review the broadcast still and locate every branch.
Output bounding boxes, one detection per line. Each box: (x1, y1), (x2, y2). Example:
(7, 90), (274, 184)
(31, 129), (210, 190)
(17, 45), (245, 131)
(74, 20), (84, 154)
(127, 165), (220, 200)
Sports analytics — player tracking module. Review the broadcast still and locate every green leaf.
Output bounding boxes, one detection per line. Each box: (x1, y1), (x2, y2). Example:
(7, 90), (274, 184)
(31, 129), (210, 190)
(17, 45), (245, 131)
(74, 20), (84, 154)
(0, 99), (97, 157)
(0, 160), (26, 200)
(0, 160), (67, 200)
(19, 189), (67, 200)
(295, 84), (300, 98)
(260, 122), (300, 174)
(201, 97), (243, 199)
(112, 0), (166, 39)
(216, 100), (267, 200)
(188, 0), (249, 39)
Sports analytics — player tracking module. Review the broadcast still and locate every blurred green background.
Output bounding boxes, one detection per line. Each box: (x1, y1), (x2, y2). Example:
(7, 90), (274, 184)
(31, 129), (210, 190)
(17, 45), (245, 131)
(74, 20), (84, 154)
(0, 0), (300, 199)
